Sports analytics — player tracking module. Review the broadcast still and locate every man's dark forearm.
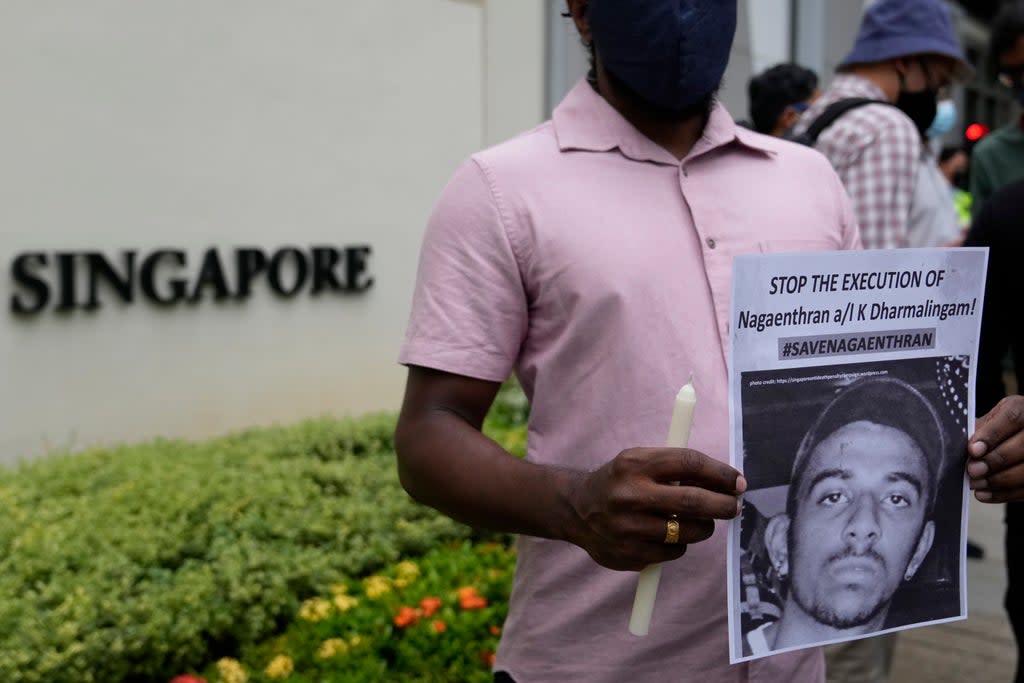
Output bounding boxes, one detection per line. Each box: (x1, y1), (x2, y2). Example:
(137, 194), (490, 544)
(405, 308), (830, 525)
(395, 409), (584, 542)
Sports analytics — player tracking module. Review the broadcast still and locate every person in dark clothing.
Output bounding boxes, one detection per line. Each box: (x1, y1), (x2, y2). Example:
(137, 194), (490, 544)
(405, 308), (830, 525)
(964, 177), (1024, 683)
(747, 63), (820, 137)
(967, 180), (1024, 445)
(970, 3), (1024, 218)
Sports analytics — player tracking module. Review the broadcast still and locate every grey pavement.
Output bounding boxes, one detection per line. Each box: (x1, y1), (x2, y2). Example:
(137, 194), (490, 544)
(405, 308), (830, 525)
(889, 497), (1016, 682)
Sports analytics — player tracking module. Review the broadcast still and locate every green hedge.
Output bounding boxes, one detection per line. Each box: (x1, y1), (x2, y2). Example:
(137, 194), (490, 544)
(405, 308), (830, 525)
(0, 382), (529, 683)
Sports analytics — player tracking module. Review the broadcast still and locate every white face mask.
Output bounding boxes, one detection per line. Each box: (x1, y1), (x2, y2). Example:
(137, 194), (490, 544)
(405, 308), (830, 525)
(926, 99), (958, 138)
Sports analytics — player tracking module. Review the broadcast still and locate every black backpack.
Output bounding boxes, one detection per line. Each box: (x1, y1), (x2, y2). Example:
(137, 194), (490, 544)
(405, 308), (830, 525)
(787, 97), (900, 146)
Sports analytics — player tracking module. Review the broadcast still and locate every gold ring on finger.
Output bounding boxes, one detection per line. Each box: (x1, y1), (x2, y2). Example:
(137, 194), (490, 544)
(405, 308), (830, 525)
(664, 518), (681, 544)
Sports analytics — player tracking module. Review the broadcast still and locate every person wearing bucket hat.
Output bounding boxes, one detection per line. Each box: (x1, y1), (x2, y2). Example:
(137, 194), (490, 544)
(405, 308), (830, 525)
(750, 378), (949, 656)
(791, 0), (973, 252)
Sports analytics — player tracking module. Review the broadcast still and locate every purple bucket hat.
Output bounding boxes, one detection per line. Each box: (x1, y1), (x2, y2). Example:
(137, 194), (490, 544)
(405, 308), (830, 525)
(839, 0), (974, 80)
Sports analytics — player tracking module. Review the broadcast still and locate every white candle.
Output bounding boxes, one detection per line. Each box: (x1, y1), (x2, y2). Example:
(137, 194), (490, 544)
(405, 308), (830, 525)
(628, 379), (697, 637)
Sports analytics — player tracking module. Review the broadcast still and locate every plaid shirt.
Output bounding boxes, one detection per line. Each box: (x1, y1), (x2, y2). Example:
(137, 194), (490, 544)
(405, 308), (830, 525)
(794, 74), (921, 250)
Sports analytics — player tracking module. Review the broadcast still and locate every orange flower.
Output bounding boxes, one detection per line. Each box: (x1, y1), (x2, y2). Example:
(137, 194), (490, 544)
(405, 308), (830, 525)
(393, 605), (421, 628)
(457, 586), (488, 609)
(432, 620), (447, 633)
(460, 595), (488, 610)
(480, 650), (497, 667)
(420, 596), (442, 617)
(489, 625), (502, 636)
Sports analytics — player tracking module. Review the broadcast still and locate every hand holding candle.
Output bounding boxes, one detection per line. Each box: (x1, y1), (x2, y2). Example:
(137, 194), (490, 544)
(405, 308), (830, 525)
(628, 379), (697, 637)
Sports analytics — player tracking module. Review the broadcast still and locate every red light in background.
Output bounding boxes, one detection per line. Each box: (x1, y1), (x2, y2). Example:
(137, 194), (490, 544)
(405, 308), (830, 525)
(965, 123), (991, 141)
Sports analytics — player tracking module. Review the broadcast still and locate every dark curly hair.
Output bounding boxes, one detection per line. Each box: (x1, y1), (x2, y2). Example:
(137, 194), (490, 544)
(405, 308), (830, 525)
(748, 63), (819, 134)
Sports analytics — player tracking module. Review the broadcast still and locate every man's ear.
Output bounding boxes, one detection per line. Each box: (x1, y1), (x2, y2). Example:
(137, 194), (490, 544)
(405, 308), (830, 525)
(765, 515), (791, 577)
(779, 108), (801, 133)
(893, 57), (914, 81)
(905, 520), (936, 580)
(565, 0), (591, 45)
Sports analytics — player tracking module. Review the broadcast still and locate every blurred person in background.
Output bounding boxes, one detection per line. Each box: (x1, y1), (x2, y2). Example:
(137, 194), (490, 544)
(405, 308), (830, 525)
(964, 177), (1024, 683)
(792, 0), (971, 254)
(938, 145), (973, 232)
(967, 7), (1024, 681)
(748, 63), (821, 137)
(791, 0), (973, 678)
(971, 2), (1024, 217)
(918, 96), (968, 247)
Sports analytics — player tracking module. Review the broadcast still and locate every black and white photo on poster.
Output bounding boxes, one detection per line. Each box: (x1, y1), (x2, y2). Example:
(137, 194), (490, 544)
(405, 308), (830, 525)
(727, 248), (987, 663)
(734, 358), (968, 659)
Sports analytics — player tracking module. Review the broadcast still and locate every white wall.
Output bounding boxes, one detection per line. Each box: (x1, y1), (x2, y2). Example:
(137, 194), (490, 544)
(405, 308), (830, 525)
(485, 0), (547, 144)
(746, 0), (792, 76)
(0, 0), (547, 462)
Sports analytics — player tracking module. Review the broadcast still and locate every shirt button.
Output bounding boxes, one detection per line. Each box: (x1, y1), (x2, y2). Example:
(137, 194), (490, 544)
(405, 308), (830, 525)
(682, 167), (689, 177)
(706, 238), (716, 249)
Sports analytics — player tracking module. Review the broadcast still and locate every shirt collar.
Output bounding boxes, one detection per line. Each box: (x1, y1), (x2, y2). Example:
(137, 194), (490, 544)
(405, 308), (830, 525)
(552, 80), (775, 165)
(827, 73), (889, 101)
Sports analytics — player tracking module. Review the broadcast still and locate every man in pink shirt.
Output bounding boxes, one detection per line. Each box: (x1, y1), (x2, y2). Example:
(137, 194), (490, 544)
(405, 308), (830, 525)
(396, 1), (1024, 681)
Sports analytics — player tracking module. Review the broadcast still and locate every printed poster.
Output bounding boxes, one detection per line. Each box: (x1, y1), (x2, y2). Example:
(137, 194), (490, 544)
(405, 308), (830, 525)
(727, 248), (987, 663)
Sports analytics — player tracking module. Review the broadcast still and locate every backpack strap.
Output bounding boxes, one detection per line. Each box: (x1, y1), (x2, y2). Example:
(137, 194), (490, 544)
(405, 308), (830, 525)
(795, 97), (899, 145)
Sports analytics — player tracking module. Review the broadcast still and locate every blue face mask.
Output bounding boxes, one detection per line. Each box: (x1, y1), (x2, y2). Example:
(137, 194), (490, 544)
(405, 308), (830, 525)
(926, 99), (958, 138)
(587, 0), (738, 112)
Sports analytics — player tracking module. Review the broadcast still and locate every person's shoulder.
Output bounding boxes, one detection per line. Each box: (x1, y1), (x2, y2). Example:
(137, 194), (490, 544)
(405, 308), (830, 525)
(742, 129), (830, 163)
(983, 177), (1024, 221)
(470, 121), (560, 179)
(428, 122), (559, 231)
(734, 130), (855, 247)
(990, 123), (1023, 142)
(966, 178), (1024, 248)
(835, 102), (918, 144)
(739, 128), (845, 180)
(973, 124), (1021, 158)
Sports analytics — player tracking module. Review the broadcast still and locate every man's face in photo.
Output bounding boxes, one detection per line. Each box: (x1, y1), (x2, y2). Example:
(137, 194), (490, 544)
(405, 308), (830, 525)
(777, 420), (935, 630)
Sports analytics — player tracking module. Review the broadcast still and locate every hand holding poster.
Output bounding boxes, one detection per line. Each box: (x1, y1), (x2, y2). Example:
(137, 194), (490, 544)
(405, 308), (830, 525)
(727, 248), (987, 663)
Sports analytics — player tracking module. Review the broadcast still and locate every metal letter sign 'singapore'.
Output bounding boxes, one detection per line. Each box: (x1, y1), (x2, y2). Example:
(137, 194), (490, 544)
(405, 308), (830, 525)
(8, 245), (374, 315)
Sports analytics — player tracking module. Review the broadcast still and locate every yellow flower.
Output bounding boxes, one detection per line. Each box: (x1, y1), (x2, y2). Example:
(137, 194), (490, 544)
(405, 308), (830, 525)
(349, 634), (365, 648)
(318, 638), (350, 659)
(396, 560), (420, 582)
(298, 597), (332, 622)
(364, 575), (393, 599)
(265, 654), (294, 679)
(329, 583), (349, 596)
(216, 658), (248, 683)
(333, 594), (359, 612)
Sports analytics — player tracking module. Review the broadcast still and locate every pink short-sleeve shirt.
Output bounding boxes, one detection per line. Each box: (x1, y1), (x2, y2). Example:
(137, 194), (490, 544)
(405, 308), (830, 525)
(400, 81), (861, 683)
